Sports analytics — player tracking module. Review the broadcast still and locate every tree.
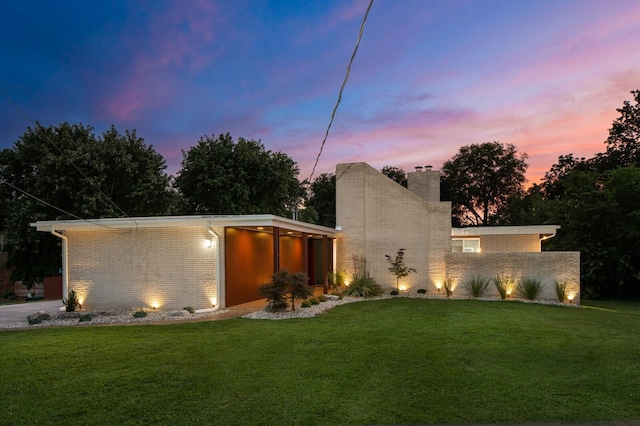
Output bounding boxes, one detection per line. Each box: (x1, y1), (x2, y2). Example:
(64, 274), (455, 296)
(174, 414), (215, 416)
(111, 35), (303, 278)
(0, 122), (176, 287)
(288, 271), (312, 311)
(441, 141), (528, 226)
(602, 89), (640, 168)
(381, 166), (407, 187)
(385, 248), (416, 292)
(305, 173), (335, 228)
(175, 133), (304, 216)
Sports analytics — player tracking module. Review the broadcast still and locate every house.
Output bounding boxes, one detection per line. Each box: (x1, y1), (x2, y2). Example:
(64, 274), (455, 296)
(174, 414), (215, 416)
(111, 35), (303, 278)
(335, 162), (580, 302)
(32, 162), (580, 310)
(32, 216), (336, 310)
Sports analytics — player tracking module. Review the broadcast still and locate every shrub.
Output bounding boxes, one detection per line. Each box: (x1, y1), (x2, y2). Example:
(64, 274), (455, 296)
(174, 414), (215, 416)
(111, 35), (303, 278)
(417, 288), (427, 294)
(390, 289), (399, 295)
(343, 255), (383, 298)
(79, 314), (93, 323)
(462, 277), (490, 298)
(516, 277), (545, 300)
(328, 270), (346, 289)
(63, 290), (79, 312)
(259, 270), (290, 312)
(288, 271), (313, 311)
(310, 297), (320, 305)
(183, 306), (194, 313)
(493, 274), (514, 300)
(444, 277), (454, 297)
(301, 300), (312, 308)
(133, 310), (147, 318)
(554, 281), (568, 303)
(318, 295), (327, 302)
(3, 289), (16, 299)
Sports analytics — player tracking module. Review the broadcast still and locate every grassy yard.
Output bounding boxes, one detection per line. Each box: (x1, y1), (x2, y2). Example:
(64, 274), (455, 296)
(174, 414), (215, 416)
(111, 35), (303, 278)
(1, 298), (639, 425)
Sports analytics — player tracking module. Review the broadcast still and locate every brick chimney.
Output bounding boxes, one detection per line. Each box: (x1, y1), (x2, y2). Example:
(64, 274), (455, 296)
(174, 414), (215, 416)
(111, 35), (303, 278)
(407, 165), (440, 202)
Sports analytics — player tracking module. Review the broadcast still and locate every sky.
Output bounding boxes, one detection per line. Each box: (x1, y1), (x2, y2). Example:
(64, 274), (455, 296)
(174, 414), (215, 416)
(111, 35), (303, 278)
(1, 0), (640, 185)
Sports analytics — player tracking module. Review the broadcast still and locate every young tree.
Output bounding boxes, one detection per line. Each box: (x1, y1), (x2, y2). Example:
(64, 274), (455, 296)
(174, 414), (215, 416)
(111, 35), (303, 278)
(385, 248), (416, 292)
(258, 270), (289, 312)
(441, 141), (528, 226)
(175, 133), (304, 216)
(287, 271), (312, 311)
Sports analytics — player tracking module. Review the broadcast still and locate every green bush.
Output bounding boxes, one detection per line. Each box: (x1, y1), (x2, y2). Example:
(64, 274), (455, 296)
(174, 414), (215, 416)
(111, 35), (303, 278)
(310, 297), (320, 305)
(343, 255), (383, 298)
(63, 290), (79, 312)
(79, 314), (93, 323)
(183, 306), (194, 313)
(133, 310), (147, 318)
(493, 274), (514, 300)
(318, 295), (327, 302)
(554, 281), (568, 303)
(417, 289), (427, 294)
(328, 270), (346, 289)
(516, 277), (545, 300)
(462, 277), (490, 298)
(301, 300), (312, 308)
(390, 289), (399, 295)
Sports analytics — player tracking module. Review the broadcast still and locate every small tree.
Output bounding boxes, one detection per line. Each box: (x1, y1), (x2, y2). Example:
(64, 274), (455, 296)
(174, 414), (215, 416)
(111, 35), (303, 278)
(288, 272), (313, 311)
(258, 270), (289, 312)
(385, 248), (417, 292)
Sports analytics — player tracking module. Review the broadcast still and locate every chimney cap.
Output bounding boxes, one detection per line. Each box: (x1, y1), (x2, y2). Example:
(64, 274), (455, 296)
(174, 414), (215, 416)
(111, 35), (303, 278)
(424, 165), (433, 171)
(414, 166), (423, 172)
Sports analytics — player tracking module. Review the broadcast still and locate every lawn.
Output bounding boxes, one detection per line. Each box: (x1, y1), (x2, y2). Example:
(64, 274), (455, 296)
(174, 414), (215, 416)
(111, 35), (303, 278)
(1, 298), (639, 425)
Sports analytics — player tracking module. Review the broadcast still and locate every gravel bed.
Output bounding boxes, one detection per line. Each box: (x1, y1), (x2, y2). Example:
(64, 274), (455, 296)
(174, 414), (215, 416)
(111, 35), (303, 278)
(2, 294), (578, 329)
(1, 308), (231, 330)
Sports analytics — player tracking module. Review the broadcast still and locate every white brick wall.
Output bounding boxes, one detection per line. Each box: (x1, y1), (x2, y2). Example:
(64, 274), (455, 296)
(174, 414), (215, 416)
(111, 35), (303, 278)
(336, 163), (451, 291)
(66, 226), (223, 310)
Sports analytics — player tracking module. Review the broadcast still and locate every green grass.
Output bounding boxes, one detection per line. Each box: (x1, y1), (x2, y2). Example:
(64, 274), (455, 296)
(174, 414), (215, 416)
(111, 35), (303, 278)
(1, 298), (639, 425)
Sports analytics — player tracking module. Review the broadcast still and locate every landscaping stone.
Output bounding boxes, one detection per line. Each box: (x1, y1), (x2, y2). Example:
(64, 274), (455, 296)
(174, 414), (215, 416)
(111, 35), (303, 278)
(169, 310), (190, 317)
(27, 310), (52, 324)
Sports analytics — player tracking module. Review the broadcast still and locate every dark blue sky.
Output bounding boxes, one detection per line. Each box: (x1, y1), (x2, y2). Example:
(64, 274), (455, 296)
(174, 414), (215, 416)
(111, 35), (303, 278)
(2, 0), (639, 183)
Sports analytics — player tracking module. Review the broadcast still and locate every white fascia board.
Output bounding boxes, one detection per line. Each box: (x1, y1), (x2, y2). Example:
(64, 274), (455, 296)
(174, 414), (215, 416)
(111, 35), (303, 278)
(451, 225), (560, 237)
(31, 214), (337, 236)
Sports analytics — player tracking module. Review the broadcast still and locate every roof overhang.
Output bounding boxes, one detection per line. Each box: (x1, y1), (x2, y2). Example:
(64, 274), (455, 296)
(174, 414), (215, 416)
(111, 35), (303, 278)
(451, 225), (560, 240)
(32, 214), (338, 237)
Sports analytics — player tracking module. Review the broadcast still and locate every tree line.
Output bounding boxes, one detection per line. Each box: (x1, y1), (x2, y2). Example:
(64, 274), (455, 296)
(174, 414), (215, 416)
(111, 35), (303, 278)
(1, 90), (639, 299)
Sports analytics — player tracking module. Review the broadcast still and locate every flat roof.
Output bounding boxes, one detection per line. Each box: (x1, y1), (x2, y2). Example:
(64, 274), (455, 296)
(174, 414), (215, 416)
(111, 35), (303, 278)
(451, 225), (560, 237)
(32, 214), (337, 236)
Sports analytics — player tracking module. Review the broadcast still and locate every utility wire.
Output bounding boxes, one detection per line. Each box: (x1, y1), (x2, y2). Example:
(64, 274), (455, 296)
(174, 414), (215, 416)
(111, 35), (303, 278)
(0, 86), (138, 227)
(0, 179), (116, 230)
(308, 0), (374, 184)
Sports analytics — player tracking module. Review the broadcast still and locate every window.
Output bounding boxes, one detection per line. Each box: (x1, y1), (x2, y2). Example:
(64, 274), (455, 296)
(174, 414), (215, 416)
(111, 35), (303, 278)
(451, 238), (480, 253)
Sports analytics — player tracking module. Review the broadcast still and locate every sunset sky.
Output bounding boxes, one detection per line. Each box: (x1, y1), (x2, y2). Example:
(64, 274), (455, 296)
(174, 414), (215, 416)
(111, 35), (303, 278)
(1, 0), (639, 184)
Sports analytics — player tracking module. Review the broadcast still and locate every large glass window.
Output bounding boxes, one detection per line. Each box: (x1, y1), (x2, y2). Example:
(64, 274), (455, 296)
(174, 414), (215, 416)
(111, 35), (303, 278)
(451, 238), (480, 253)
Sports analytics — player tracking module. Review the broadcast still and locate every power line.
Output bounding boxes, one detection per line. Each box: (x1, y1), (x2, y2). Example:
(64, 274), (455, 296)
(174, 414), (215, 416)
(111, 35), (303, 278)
(308, 0), (374, 184)
(0, 179), (116, 230)
(0, 86), (138, 227)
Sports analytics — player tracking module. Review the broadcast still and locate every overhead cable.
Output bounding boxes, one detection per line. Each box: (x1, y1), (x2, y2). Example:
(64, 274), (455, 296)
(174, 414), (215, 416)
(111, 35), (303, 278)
(308, 0), (374, 184)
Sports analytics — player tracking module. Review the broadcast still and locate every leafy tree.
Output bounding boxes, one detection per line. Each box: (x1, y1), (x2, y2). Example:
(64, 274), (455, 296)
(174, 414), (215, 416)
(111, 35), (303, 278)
(385, 248), (416, 292)
(0, 122), (176, 287)
(288, 271), (312, 311)
(305, 173), (335, 228)
(601, 89), (640, 168)
(381, 166), (407, 187)
(175, 133), (304, 216)
(441, 141), (528, 226)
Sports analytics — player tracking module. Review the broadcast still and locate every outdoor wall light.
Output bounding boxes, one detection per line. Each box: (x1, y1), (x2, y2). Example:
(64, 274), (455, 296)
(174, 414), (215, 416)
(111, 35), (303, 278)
(568, 293), (575, 303)
(204, 239), (212, 248)
(435, 282), (442, 292)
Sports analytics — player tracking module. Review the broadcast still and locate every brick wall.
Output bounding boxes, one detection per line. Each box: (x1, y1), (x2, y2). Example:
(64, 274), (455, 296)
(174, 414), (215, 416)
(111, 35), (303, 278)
(445, 252), (581, 304)
(66, 226), (223, 310)
(336, 162), (451, 291)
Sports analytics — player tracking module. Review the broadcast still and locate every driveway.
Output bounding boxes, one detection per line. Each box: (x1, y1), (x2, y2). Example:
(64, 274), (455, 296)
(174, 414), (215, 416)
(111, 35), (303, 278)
(0, 300), (63, 326)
